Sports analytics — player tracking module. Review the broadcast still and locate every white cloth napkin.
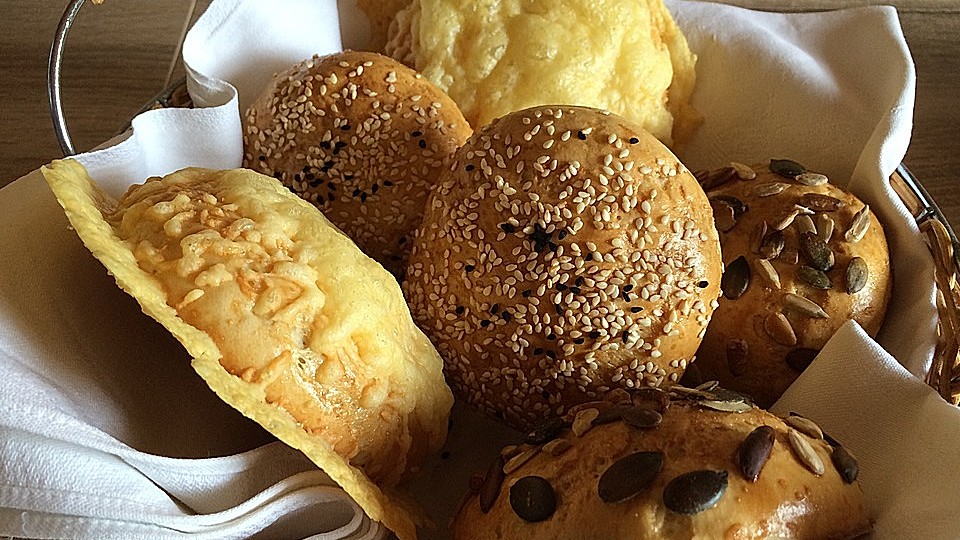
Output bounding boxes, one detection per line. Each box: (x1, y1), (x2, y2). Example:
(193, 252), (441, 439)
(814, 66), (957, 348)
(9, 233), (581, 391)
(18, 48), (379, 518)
(1, 0), (957, 539)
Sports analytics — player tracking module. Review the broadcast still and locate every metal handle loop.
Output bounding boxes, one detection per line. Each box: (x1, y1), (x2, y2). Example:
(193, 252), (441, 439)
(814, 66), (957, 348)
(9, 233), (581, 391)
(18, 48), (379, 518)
(48, 0), (87, 157)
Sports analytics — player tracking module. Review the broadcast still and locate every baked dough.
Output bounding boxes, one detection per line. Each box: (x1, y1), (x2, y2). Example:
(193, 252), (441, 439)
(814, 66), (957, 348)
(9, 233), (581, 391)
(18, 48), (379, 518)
(694, 160), (892, 407)
(384, 0), (701, 148)
(41, 160), (455, 540)
(403, 105), (722, 430)
(453, 386), (871, 539)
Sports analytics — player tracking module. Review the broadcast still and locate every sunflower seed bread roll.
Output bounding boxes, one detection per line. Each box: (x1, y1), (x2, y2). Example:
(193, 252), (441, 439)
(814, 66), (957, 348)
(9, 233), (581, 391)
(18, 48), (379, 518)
(403, 105), (722, 431)
(41, 160), (455, 540)
(694, 160), (892, 407)
(453, 387), (871, 540)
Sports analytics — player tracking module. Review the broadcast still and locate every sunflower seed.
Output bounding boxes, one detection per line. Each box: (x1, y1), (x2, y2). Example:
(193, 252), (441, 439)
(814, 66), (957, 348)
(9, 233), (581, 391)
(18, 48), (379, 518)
(784, 293), (829, 318)
(750, 221), (769, 254)
(764, 312), (798, 346)
(795, 214), (817, 236)
(753, 181), (790, 197)
(697, 167), (737, 190)
(663, 470), (729, 514)
(524, 416), (564, 445)
(711, 195), (749, 217)
(503, 446), (541, 475)
(501, 445), (522, 460)
(796, 172), (829, 186)
(759, 230), (785, 259)
(543, 438), (572, 457)
(799, 232), (835, 271)
(796, 265), (832, 290)
(712, 200), (737, 232)
(566, 400), (617, 423)
(696, 380), (720, 392)
(603, 388), (633, 405)
(755, 259), (781, 289)
(700, 399), (754, 413)
(621, 406), (663, 429)
(721, 255), (750, 299)
(845, 257), (869, 294)
(731, 161), (757, 180)
(598, 451), (664, 503)
(800, 193), (845, 213)
(726, 339), (749, 376)
(510, 476), (556, 522)
(770, 158), (806, 178)
(845, 205), (871, 243)
(816, 213), (835, 242)
(572, 408), (599, 437)
(479, 454), (505, 513)
(785, 348), (819, 372)
(788, 429), (825, 475)
(630, 387), (670, 413)
(785, 414), (824, 440)
(831, 446), (859, 483)
(738, 425), (776, 482)
(773, 208), (800, 231)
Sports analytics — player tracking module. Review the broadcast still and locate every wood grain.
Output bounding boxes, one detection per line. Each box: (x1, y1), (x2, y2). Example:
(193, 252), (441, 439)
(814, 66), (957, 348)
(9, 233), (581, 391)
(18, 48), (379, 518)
(1, 0), (956, 228)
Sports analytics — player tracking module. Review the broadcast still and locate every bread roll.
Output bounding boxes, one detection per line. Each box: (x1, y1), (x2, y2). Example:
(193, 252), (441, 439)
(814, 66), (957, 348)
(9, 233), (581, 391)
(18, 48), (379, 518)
(453, 386), (871, 539)
(41, 160), (455, 540)
(694, 160), (892, 407)
(243, 50), (472, 277)
(403, 105), (722, 430)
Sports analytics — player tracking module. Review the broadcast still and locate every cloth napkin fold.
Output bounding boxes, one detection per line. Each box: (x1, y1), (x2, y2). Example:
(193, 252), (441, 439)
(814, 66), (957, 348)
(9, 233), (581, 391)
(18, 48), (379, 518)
(1, 0), (958, 539)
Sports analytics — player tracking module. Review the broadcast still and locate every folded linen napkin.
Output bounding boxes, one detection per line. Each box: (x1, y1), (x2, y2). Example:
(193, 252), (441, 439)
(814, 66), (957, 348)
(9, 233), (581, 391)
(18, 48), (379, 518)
(1, 0), (958, 538)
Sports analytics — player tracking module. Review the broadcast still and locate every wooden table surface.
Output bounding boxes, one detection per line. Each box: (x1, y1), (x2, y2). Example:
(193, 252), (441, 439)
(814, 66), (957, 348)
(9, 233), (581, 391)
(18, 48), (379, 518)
(1, 0), (957, 224)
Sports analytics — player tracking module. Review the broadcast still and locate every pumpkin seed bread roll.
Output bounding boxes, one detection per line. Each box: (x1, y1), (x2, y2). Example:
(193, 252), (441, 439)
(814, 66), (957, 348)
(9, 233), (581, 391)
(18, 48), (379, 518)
(41, 160), (455, 540)
(403, 105), (722, 431)
(453, 386), (871, 539)
(243, 50), (472, 278)
(694, 160), (892, 407)
(384, 0), (701, 148)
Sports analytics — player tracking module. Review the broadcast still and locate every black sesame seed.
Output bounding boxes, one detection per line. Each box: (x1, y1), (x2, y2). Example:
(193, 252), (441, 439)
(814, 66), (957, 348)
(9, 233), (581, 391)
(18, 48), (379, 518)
(465, 264), (476, 273)
(466, 164), (475, 172)
(360, 192), (368, 203)
(340, 124), (351, 131)
(411, 130), (423, 137)
(522, 289), (533, 298)
(575, 277), (585, 287)
(501, 311), (512, 323)
(371, 183), (379, 193)
(557, 230), (568, 240)
(319, 141), (332, 149)
(500, 223), (517, 234)
(623, 284), (634, 292)
(554, 304), (563, 315)
(383, 180), (394, 187)
(622, 330), (630, 343)
(491, 304), (500, 314)
(698, 280), (709, 288)
(418, 139), (427, 149)
(547, 333), (557, 341)
(589, 331), (602, 339)
(629, 136), (640, 144)
(335, 141), (347, 149)
(573, 338), (585, 345)
(534, 347), (545, 355)
(455, 306), (465, 315)
(258, 155), (266, 161)
(556, 283), (567, 291)
(545, 350), (556, 359)
(352, 188), (362, 197)
(480, 319), (490, 328)
(630, 306), (643, 313)
(577, 130), (587, 140)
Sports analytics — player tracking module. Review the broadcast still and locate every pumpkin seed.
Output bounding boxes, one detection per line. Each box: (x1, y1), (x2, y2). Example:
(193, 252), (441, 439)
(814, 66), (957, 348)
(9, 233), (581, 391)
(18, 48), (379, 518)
(697, 167), (737, 190)
(799, 232), (835, 271)
(572, 408), (599, 437)
(845, 257), (869, 294)
(785, 348), (819, 372)
(755, 259), (781, 289)
(712, 200), (737, 232)
(738, 425), (776, 482)
(800, 193), (845, 212)
(785, 414), (824, 440)
(711, 195), (749, 217)
(621, 406), (663, 429)
(700, 399), (754, 413)
(784, 293), (829, 318)
(845, 205), (871, 243)
(795, 214), (817, 236)
(663, 470), (729, 514)
(731, 161), (757, 180)
(726, 339), (749, 376)
(770, 159), (806, 178)
(712, 388), (754, 404)
(510, 476), (557, 522)
(764, 312), (798, 346)
(831, 446), (859, 483)
(721, 256), (750, 299)
(503, 446), (541, 475)
(543, 438), (572, 457)
(759, 230), (785, 259)
(598, 451), (664, 503)
(479, 454), (505, 513)
(750, 221), (769, 254)
(779, 248), (800, 265)
(753, 181), (790, 197)
(796, 265), (832, 290)
(816, 213), (835, 242)
(796, 172), (829, 186)
(788, 429), (825, 475)
(524, 416), (564, 445)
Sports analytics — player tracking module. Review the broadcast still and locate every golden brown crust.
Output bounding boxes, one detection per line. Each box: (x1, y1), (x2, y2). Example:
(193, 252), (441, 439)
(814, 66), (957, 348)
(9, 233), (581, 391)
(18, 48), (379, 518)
(403, 105), (722, 430)
(453, 388), (871, 540)
(243, 50), (472, 277)
(694, 162), (892, 407)
(356, 0), (413, 53)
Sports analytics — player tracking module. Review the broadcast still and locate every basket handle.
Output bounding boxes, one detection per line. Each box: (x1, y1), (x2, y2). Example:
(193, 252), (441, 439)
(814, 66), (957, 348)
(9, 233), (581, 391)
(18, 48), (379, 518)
(48, 0), (87, 157)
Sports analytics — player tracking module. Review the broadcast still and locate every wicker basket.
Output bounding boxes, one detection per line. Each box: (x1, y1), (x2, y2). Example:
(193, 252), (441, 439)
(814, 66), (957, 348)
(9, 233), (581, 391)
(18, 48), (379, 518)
(46, 0), (960, 406)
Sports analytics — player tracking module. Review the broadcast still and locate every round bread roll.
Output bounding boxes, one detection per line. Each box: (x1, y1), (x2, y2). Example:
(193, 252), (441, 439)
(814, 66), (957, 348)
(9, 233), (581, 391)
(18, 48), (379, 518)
(694, 160), (892, 407)
(243, 50), (472, 277)
(403, 105), (722, 430)
(453, 387), (871, 539)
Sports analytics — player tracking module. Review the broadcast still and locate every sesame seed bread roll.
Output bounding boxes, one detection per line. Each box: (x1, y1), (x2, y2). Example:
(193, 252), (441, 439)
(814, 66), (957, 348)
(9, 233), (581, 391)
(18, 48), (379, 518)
(403, 105), (722, 430)
(694, 161), (892, 407)
(453, 387), (871, 540)
(243, 50), (472, 277)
